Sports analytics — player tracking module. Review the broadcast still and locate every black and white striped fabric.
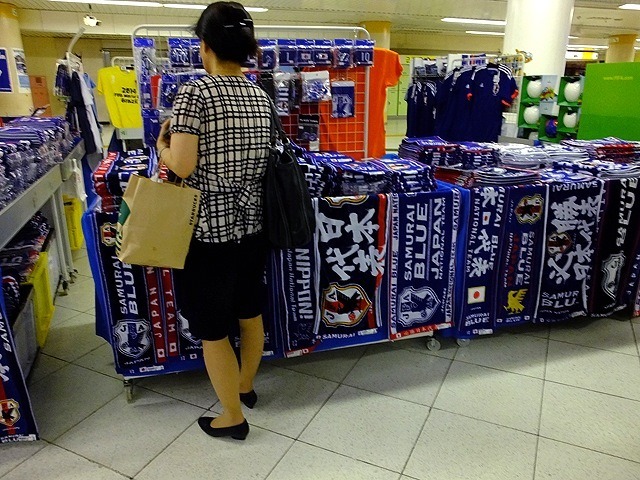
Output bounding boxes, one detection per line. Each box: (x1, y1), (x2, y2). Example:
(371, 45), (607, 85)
(171, 75), (272, 243)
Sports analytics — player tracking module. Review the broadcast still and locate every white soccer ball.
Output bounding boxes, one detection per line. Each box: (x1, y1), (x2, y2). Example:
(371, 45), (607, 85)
(523, 105), (540, 125)
(564, 81), (581, 102)
(526, 79), (543, 99)
(563, 112), (578, 129)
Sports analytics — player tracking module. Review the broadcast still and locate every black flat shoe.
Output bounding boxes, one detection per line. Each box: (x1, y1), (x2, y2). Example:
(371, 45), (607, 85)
(240, 390), (258, 409)
(197, 416), (249, 440)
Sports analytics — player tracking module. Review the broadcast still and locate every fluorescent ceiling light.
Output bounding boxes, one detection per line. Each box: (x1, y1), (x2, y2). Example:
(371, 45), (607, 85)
(162, 3), (267, 10)
(568, 35), (578, 39)
(164, 3), (206, 8)
(619, 3), (640, 9)
(50, 0), (162, 6)
(466, 30), (505, 36)
(50, 0), (267, 10)
(568, 44), (609, 49)
(442, 17), (506, 26)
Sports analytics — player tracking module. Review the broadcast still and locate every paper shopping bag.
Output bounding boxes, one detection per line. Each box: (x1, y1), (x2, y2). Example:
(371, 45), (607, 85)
(116, 174), (200, 269)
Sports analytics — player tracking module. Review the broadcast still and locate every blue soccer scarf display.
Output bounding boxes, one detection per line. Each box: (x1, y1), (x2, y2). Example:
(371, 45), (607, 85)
(387, 189), (460, 339)
(271, 242), (320, 356)
(83, 208), (204, 376)
(589, 178), (640, 317)
(316, 195), (389, 343)
(0, 279), (38, 442)
(458, 186), (507, 337)
(494, 184), (548, 326)
(535, 178), (605, 323)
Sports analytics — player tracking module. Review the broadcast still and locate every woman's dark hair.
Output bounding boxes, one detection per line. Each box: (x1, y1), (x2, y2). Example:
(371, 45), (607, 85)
(194, 2), (258, 64)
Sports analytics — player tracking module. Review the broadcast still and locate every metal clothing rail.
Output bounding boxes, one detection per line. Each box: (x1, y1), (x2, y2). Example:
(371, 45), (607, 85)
(131, 23), (372, 158)
(111, 56), (134, 68)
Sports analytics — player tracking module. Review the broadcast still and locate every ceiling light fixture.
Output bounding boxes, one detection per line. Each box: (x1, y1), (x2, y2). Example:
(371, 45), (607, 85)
(163, 3), (206, 9)
(618, 3), (640, 9)
(50, 0), (162, 6)
(568, 44), (609, 50)
(164, 3), (267, 11)
(568, 35), (578, 39)
(442, 17), (506, 26)
(466, 30), (505, 36)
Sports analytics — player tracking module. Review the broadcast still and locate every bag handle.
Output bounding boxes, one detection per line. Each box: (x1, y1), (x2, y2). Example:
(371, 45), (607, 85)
(151, 158), (185, 187)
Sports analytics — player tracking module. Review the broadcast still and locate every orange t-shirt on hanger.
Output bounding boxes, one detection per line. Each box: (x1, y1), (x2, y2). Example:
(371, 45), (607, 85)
(367, 48), (403, 158)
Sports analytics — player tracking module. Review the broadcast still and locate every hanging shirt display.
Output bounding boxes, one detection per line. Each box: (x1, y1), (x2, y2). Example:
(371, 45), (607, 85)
(97, 66), (143, 129)
(467, 65), (518, 142)
(432, 64), (518, 143)
(367, 48), (403, 157)
(67, 72), (101, 155)
(405, 80), (437, 138)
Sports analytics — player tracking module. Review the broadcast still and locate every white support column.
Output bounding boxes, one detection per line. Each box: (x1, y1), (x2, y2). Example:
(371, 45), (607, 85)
(503, 0), (575, 77)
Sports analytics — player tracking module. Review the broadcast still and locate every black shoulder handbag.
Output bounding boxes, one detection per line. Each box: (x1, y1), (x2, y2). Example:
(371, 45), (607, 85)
(264, 100), (316, 248)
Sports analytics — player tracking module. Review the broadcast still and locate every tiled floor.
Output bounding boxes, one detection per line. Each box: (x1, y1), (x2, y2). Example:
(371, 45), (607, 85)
(2, 246), (640, 479)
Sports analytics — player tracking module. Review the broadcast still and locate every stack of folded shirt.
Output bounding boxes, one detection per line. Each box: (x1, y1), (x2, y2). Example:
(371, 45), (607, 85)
(371, 156), (436, 193)
(0, 212), (51, 282)
(435, 165), (540, 187)
(540, 169), (595, 184)
(473, 166), (540, 186)
(553, 159), (640, 179)
(399, 137), (460, 166)
(93, 148), (158, 212)
(493, 143), (552, 169)
(457, 142), (499, 169)
(561, 137), (640, 163)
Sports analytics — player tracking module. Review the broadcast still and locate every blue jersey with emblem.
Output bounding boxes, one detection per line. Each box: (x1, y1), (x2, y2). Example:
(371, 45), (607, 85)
(467, 66), (518, 142)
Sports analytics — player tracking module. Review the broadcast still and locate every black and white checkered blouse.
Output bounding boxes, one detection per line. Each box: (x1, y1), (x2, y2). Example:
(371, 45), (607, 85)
(171, 75), (272, 243)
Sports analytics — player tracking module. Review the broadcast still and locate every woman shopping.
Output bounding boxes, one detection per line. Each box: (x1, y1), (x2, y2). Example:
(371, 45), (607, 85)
(156, 1), (271, 441)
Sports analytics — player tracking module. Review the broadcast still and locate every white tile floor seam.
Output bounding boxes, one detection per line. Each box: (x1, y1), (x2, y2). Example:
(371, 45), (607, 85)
(41, 442), (138, 479)
(112, 419), (201, 479)
(531, 327), (552, 480)
(398, 349), (454, 477)
(535, 435), (640, 466)
(547, 335), (640, 358)
(398, 406), (434, 477)
(542, 378), (640, 404)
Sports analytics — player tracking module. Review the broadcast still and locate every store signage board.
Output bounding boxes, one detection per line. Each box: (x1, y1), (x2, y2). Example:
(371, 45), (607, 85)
(12, 48), (30, 93)
(579, 62), (640, 141)
(0, 48), (13, 93)
(565, 51), (599, 60)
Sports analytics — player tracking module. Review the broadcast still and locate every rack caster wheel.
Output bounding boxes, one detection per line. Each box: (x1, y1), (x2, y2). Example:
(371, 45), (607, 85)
(426, 338), (441, 352)
(124, 379), (134, 403)
(456, 338), (471, 347)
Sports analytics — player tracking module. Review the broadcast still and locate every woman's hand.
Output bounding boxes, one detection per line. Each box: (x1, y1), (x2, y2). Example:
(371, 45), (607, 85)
(156, 119), (172, 150)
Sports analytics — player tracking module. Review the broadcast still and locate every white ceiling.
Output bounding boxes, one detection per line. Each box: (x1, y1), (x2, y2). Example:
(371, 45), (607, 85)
(10, 0), (640, 42)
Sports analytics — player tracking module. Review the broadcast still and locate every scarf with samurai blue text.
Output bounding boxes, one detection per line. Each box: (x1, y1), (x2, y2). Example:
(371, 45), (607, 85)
(387, 190), (460, 339)
(535, 179), (604, 323)
(457, 187), (507, 337)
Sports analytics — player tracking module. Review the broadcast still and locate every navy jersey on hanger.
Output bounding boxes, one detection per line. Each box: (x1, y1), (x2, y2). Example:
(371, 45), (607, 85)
(440, 68), (475, 141)
(467, 66), (518, 142)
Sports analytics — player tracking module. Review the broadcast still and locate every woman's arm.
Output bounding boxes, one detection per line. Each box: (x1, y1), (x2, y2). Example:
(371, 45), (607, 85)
(156, 119), (199, 179)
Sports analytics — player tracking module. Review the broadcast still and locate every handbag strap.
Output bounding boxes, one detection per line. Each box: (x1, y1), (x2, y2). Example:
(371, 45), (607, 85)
(267, 98), (289, 147)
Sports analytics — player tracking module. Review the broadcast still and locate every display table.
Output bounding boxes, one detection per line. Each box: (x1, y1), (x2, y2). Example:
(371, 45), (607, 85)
(0, 140), (85, 290)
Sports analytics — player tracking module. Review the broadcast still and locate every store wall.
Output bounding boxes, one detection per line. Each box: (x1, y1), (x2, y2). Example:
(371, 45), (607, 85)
(21, 36), (131, 121)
